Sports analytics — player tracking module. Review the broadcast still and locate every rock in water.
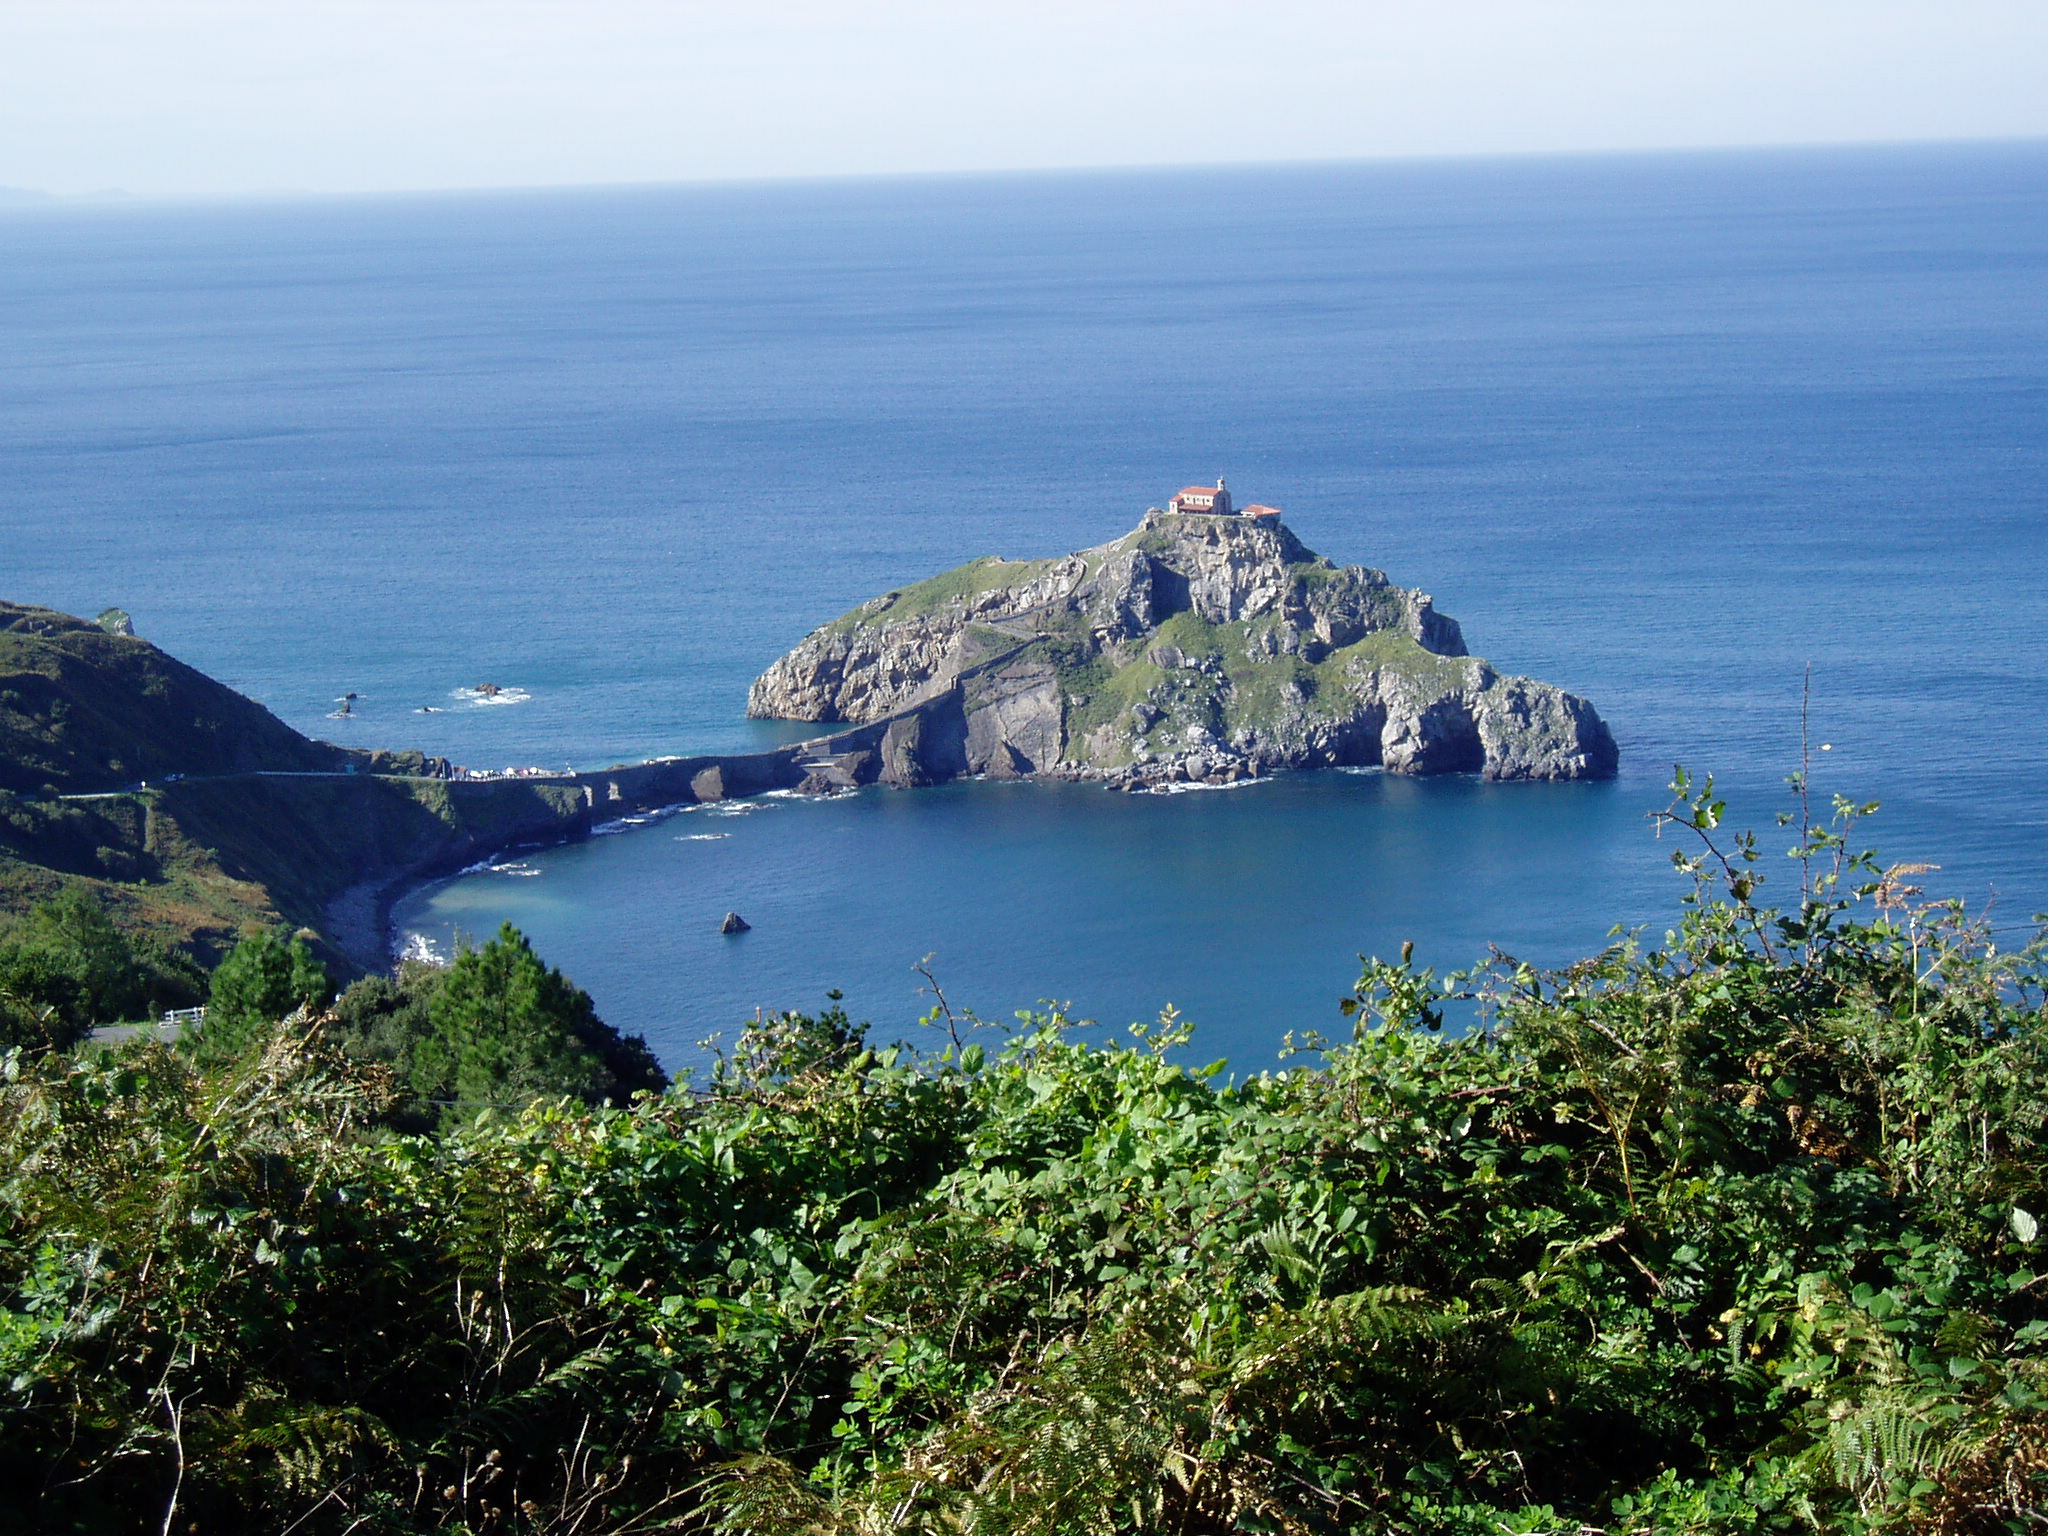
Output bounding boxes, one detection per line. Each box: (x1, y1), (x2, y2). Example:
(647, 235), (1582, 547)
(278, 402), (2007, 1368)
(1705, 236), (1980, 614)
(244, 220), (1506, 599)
(746, 505), (1617, 787)
(719, 911), (750, 934)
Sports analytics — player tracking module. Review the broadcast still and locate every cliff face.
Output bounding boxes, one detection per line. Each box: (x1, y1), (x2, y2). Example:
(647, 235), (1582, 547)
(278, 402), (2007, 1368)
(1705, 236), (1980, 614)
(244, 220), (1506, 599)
(749, 512), (1616, 788)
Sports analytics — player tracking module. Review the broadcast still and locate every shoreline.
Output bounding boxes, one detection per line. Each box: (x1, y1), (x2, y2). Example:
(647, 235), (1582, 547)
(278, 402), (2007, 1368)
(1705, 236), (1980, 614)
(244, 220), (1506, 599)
(319, 720), (903, 974)
(344, 694), (1598, 976)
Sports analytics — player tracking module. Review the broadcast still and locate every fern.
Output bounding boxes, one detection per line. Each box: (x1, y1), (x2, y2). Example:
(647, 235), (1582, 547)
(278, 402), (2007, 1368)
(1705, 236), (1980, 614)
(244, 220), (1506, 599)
(194, 1388), (399, 1497)
(702, 1285), (1456, 1536)
(704, 1454), (855, 1536)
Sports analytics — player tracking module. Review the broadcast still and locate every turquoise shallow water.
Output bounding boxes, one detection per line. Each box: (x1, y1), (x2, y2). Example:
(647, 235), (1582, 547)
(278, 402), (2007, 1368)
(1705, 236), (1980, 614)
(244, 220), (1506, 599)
(3, 142), (2045, 1067)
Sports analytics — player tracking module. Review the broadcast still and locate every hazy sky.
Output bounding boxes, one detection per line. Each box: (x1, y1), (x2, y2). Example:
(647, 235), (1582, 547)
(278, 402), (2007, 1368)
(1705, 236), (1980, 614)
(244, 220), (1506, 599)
(3, 0), (2044, 197)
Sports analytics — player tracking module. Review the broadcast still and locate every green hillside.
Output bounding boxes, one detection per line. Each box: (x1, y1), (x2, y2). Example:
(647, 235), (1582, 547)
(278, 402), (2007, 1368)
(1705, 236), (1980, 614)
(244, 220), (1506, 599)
(0, 603), (590, 975)
(0, 602), (350, 794)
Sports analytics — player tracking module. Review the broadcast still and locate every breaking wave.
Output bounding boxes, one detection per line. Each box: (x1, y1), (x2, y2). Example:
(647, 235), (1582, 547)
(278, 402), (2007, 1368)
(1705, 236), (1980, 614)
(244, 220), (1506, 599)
(451, 686), (532, 707)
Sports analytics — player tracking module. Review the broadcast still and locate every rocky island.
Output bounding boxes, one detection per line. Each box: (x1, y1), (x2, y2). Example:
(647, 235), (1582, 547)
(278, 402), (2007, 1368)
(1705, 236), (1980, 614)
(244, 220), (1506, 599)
(750, 496), (1616, 790)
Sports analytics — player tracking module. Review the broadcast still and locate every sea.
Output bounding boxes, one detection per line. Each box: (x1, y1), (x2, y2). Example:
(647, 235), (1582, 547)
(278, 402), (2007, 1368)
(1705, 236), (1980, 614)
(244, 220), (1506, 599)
(4, 141), (2045, 1073)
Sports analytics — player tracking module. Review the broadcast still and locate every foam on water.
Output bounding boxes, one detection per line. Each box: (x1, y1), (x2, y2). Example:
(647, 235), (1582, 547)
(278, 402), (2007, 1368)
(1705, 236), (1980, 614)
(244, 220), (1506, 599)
(1138, 776), (1275, 796)
(451, 686), (533, 708)
(456, 856), (543, 876)
(398, 932), (447, 967)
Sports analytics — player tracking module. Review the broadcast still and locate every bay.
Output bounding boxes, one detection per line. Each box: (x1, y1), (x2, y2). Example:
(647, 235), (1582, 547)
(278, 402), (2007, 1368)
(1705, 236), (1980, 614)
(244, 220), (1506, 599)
(3, 141), (2044, 1067)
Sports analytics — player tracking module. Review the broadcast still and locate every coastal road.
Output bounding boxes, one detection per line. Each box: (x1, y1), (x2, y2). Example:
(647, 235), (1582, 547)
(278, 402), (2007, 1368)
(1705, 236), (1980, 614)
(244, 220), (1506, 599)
(51, 767), (521, 801)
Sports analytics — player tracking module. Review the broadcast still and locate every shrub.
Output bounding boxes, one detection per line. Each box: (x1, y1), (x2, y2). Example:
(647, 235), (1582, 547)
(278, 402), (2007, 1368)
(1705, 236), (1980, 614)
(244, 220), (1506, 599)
(191, 925), (331, 1063)
(327, 928), (666, 1125)
(0, 774), (2042, 1533)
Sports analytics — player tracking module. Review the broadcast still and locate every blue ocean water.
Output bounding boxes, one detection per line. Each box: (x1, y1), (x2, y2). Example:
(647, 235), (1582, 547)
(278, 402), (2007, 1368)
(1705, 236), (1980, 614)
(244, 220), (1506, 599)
(3, 142), (2045, 1068)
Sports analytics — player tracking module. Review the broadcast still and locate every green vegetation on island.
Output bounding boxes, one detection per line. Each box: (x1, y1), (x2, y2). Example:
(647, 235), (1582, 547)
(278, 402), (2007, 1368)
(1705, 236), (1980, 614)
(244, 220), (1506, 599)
(1, 779), (2044, 1533)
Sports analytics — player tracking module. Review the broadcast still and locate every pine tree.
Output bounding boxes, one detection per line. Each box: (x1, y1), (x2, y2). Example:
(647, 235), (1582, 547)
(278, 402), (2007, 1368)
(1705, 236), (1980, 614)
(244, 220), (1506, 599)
(412, 922), (663, 1116)
(194, 926), (330, 1062)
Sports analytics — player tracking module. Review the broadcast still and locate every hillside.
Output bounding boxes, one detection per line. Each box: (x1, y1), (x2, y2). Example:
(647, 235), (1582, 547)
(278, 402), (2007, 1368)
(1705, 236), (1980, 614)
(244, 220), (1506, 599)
(750, 509), (1617, 788)
(0, 602), (357, 794)
(0, 603), (596, 970)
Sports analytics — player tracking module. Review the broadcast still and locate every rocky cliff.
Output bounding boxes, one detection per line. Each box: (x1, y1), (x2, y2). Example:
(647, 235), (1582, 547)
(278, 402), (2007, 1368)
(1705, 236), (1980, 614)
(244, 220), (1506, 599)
(749, 511), (1616, 789)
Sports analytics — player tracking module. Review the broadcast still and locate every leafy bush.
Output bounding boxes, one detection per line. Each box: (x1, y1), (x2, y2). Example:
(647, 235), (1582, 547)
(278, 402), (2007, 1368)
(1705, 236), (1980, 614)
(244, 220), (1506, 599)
(0, 776), (2043, 1533)
(0, 889), (202, 1049)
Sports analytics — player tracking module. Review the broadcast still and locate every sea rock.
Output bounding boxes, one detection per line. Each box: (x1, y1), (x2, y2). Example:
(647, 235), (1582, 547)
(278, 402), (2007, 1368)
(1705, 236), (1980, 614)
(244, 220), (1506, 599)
(746, 508), (1616, 784)
(719, 912), (750, 934)
(690, 765), (727, 802)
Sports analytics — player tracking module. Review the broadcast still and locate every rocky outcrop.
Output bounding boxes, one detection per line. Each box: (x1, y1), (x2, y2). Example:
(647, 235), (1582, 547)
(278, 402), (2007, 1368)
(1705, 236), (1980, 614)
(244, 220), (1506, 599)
(749, 510), (1616, 788)
(878, 715), (931, 788)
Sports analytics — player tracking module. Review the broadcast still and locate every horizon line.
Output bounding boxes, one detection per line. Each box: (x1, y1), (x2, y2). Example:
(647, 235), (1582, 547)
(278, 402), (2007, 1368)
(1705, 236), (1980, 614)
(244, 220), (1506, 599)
(5, 131), (2045, 213)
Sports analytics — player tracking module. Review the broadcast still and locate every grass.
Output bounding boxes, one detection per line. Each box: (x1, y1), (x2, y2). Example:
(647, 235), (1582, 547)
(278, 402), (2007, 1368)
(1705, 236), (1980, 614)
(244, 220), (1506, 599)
(1317, 627), (1472, 690)
(1148, 610), (1224, 657)
(826, 556), (1067, 634)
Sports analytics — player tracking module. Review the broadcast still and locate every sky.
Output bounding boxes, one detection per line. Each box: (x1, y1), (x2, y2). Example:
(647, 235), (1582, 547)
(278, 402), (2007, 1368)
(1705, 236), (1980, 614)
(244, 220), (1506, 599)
(1, 0), (2044, 198)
